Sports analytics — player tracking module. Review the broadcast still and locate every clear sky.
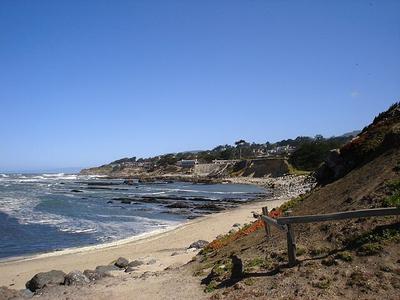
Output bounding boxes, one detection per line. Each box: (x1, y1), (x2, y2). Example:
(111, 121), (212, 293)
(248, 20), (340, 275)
(0, 1), (399, 172)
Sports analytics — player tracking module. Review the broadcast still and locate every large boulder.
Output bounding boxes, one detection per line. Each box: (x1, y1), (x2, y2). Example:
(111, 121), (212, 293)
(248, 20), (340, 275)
(26, 270), (66, 292)
(114, 257), (129, 269)
(188, 240), (209, 249)
(128, 260), (144, 268)
(83, 269), (104, 281)
(95, 265), (119, 275)
(64, 271), (90, 286)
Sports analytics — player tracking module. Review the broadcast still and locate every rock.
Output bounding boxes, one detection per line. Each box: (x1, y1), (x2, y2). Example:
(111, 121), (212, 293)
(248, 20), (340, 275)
(197, 203), (224, 211)
(19, 288), (34, 298)
(188, 240), (209, 249)
(83, 269), (104, 281)
(107, 200), (113, 204)
(229, 229), (238, 234)
(128, 260), (144, 268)
(147, 259), (157, 265)
(71, 189), (83, 193)
(125, 266), (137, 273)
(252, 211), (260, 218)
(171, 252), (180, 256)
(94, 265), (120, 277)
(232, 223), (241, 227)
(166, 202), (191, 209)
(114, 257), (129, 268)
(123, 179), (136, 185)
(25, 270), (66, 292)
(64, 271), (90, 286)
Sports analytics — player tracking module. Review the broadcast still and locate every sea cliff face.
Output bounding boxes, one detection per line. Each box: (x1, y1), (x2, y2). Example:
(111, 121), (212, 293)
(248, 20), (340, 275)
(80, 158), (292, 180)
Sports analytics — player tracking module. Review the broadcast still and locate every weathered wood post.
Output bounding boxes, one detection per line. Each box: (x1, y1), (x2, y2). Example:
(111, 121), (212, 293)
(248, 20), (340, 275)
(285, 210), (297, 266)
(261, 206), (270, 237)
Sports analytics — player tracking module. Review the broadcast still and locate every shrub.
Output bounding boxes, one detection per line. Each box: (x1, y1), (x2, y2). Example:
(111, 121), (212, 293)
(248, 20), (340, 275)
(335, 251), (353, 262)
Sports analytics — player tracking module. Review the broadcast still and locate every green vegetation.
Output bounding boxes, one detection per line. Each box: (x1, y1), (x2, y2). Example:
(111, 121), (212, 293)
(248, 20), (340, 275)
(383, 179), (400, 208)
(243, 278), (256, 286)
(347, 224), (400, 255)
(296, 246), (306, 256)
(309, 246), (331, 257)
(289, 135), (349, 171)
(357, 243), (383, 256)
(280, 195), (305, 212)
(312, 276), (331, 289)
(347, 271), (370, 288)
(204, 280), (218, 293)
(335, 251), (353, 262)
(245, 258), (265, 268)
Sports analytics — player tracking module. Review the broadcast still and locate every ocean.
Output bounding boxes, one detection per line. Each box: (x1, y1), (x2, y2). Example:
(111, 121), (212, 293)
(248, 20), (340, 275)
(0, 173), (266, 259)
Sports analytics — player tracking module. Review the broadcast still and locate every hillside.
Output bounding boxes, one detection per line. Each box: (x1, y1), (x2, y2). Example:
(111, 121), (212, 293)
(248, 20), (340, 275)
(188, 103), (400, 299)
(80, 134), (354, 179)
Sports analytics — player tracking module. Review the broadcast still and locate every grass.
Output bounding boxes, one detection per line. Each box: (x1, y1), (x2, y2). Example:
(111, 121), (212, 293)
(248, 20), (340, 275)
(335, 251), (353, 262)
(296, 246), (306, 256)
(245, 258), (265, 268)
(346, 223), (400, 256)
(287, 163), (311, 176)
(309, 246), (330, 257)
(383, 179), (400, 208)
(204, 280), (218, 293)
(280, 195), (305, 212)
(357, 243), (383, 256)
(312, 276), (331, 289)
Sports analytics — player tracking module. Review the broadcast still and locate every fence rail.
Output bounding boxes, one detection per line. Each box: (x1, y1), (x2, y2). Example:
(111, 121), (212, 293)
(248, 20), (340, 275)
(260, 206), (400, 266)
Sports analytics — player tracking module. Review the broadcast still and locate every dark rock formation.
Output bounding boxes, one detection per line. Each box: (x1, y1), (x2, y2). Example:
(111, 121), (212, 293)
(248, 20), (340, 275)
(64, 271), (90, 286)
(114, 257), (129, 268)
(166, 202), (191, 208)
(128, 260), (144, 268)
(83, 269), (104, 281)
(188, 240), (209, 249)
(26, 270), (66, 292)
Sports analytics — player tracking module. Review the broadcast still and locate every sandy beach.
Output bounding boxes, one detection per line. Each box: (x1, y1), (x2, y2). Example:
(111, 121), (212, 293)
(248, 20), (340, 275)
(0, 196), (287, 291)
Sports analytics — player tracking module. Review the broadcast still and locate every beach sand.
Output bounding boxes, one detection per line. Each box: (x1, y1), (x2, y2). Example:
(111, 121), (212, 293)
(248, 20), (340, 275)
(0, 197), (286, 293)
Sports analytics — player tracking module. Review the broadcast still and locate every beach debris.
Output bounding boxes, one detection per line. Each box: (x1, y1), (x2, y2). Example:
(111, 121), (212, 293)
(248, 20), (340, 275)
(252, 211), (260, 218)
(71, 189), (83, 193)
(171, 251), (180, 256)
(188, 240), (209, 250)
(107, 200), (113, 204)
(232, 223), (241, 227)
(114, 257), (129, 268)
(128, 260), (144, 268)
(64, 270), (90, 286)
(26, 270), (66, 292)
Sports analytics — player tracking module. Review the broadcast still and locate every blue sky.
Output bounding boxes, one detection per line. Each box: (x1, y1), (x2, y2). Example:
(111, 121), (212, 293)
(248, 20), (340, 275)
(0, 1), (399, 172)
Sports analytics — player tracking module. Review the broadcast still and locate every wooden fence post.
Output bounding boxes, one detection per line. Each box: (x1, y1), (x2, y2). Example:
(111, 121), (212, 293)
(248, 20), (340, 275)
(284, 210), (297, 266)
(262, 206), (270, 237)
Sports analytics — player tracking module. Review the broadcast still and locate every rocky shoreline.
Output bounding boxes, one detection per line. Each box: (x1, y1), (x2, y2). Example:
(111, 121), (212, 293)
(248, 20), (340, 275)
(0, 174), (314, 299)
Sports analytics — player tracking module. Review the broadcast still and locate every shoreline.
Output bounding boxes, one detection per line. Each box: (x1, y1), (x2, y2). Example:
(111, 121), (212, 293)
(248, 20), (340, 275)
(0, 197), (285, 290)
(0, 175), (313, 291)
